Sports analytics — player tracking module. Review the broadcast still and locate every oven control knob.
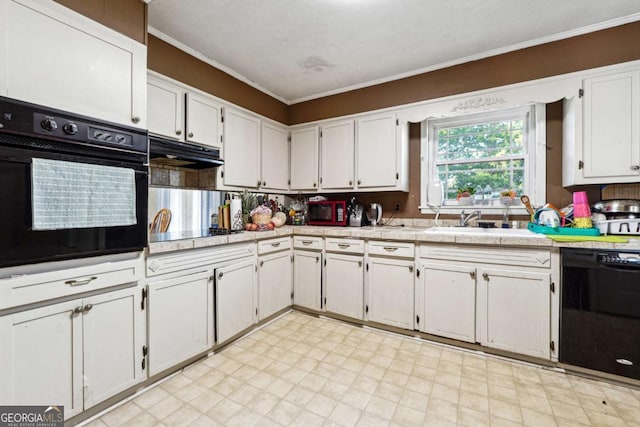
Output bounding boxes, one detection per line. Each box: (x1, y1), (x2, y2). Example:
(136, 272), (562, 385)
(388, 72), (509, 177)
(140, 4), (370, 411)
(41, 118), (58, 131)
(62, 123), (78, 135)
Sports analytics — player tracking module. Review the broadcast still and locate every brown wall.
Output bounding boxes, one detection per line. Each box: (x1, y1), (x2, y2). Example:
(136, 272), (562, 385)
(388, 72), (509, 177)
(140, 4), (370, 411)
(289, 21), (640, 124)
(54, 0), (146, 44)
(148, 36), (289, 124)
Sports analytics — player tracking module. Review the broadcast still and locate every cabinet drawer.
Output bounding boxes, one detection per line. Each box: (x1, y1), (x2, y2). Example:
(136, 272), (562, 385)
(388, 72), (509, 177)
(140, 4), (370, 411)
(325, 238), (365, 254)
(0, 256), (144, 311)
(293, 236), (323, 251)
(258, 237), (292, 255)
(368, 240), (415, 258)
(419, 244), (551, 268)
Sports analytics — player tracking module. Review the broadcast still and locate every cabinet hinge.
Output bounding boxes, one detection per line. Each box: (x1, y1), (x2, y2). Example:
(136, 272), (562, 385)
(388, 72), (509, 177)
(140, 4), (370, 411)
(287, 135), (291, 142)
(221, 171), (224, 178)
(141, 345), (148, 370)
(578, 88), (584, 98)
(320, 130), (323, 138)
(396, 118), (399, 126)
(366, 263), (369, 272)
(578, 160), (584, 170)
(291, 291), (294, 300)
(141, 288), (147, 310)
(416, 315), (420, 324)
(324, 297), (327, 305)
(320, 177), (323, 184)
(324, 259), (326, 266)
(396, 172), (399, 180)
(550, 341), (555, 352)
(221, 114), (224, 123)
(365, 305), (369, 313)
(416, 269), (420, 278)
(256, 307), (258, 316)
(288, 179), (291, 185)
(550, 282), (556, 293)
(291, 255), (294, 262)
(220, 134), (223, 143)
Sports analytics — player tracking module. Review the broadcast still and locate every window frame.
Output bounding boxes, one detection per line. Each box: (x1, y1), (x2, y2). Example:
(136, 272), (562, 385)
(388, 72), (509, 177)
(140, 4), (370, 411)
(420, 103), (546, 215)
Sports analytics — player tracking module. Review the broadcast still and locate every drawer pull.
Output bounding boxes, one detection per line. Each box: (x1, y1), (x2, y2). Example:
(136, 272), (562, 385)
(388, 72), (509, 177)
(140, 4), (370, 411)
(302, 240), (313, 245)
(73, 306), (83, 315)
(383, 247), (398, 252)
(83, 304), (93, 313)
(469, 271), (476, 278)
(482, 272), (489, 280)
(65, 276), (97, 286)
(271, 242), (281, 247)
(337, 244), (350, 249)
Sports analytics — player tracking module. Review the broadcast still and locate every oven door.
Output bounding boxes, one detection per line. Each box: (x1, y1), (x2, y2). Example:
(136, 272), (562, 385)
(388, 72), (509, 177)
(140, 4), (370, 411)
(0, 144), (148, 268)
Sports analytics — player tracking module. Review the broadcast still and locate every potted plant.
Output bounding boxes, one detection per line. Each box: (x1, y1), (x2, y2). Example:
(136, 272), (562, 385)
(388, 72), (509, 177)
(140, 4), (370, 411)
(456, 186), (475, 205)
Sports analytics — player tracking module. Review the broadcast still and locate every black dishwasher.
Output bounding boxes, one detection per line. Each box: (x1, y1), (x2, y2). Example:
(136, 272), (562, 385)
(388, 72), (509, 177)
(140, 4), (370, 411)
(561, 248), (640, 380)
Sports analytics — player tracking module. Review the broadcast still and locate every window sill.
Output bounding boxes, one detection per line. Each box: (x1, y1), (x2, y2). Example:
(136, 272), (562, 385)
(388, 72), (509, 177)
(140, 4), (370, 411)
(420, 205), (530, 216)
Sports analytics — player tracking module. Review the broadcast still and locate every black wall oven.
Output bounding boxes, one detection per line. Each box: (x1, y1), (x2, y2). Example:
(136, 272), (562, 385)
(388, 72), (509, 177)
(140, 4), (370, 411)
(561, 248), (640, 380)
(0, 96), (148, 268)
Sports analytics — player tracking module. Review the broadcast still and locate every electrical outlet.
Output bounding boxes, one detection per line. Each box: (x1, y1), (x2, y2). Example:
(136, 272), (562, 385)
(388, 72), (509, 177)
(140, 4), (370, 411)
(394, 202), (401, 212)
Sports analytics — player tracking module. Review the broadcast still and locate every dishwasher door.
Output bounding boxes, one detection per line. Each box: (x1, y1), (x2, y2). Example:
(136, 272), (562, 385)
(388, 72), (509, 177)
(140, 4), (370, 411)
(560, 249), (640, 380)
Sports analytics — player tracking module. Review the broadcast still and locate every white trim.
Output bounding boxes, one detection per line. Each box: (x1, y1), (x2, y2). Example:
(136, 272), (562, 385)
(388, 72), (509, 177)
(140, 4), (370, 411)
(148, 27), (290, 105)
(150, 14), (640, 105)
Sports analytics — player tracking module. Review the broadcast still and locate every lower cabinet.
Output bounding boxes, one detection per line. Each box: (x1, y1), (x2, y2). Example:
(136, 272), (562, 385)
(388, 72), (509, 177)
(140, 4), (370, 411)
(324, 252), (364, 319)
(293, 249), (322, 310)
(215, 258), (258, 344)
(477, 267), (551, 359)
(258, 251), (293, 320)
(0, 286), (145, 419)
(366, 257), (415, 329)
(147, 270), (213, 376)
(420, 262), (476, 343)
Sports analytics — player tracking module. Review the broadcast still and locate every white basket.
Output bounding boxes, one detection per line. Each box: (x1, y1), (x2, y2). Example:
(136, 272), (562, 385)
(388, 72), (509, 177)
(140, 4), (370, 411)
(593, 218), (640, 235)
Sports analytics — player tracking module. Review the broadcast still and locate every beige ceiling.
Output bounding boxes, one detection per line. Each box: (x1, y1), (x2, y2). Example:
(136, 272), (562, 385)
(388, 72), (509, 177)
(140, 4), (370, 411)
(147, 0), (640, 104)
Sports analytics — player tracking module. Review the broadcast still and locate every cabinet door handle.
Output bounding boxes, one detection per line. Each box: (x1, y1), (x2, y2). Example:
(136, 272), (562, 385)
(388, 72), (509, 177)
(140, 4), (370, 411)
(188, 132), (194, 138)
(358, 261), (363, 267)
(469, 271), (476, 278)
(260, 260), (264, 267)
(73, 306), (83, 315)
(218, 271), (223, 280)
(302, 240), (313, 245)
(263, 181), (267, 186)
(383, 247), (398, 252)
(131, 116), (141, 124)
(337, 243), (350, 249)
(632, 165), (640, 171)
(357, 180), (362, 185)
(65, 276), (97, 286)
(349, 180), (353, 186)
(258, 180), (262, 187)
(83, 304), (93, 313)
(175, 130), (182, 136)
(271, 242), (281, 247)
(315, 256), (319, 263)
(313, 182), (317, 188)
(482, 272), (489, 280)
(408, 265), (414, 272)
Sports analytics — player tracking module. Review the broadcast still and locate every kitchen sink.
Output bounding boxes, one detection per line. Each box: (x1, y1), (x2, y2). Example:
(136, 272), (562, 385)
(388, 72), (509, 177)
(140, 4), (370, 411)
(425, 226), (543, 237)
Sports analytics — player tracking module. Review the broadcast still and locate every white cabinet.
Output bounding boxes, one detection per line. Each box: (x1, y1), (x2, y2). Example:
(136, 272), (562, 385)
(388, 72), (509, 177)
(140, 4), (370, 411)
(258, 251), (292, 320)
(477, 267), (550, 359)
(260, 122), (290, 191)
(186, 92), (224, 148)
(215, 258), (257, 344)
(1, 0), (146, 128)
(324, 252), (364, 320)
(0, 286), (145, 419)
(147, 74), (223, 148)
(563, 67), (640, 185)
(147, 270), (213, 376)
(320, 120), (355, 190)
(420, 262), (476, 343)
(220, 107), (261, 188)
(356, 112), (403, 189)
(366, 257), (415, 330)
(293, 250), (322, 310)
(290, 126), (319, 191)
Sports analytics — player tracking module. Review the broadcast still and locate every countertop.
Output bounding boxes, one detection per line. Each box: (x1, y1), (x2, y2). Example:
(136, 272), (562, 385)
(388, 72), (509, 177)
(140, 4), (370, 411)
(147, 225), (640, 254)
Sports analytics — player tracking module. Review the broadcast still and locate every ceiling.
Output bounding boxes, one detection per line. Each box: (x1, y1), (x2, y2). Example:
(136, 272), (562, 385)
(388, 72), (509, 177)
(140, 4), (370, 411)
(147, 0), (640, 104)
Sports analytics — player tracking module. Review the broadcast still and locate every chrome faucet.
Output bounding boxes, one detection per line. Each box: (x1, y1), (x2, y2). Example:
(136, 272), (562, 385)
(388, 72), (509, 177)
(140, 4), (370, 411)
(460, 210), (482, 227)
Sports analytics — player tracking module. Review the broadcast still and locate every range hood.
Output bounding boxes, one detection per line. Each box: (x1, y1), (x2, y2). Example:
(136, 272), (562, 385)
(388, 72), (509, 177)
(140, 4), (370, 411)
(149, 136), (224, 169)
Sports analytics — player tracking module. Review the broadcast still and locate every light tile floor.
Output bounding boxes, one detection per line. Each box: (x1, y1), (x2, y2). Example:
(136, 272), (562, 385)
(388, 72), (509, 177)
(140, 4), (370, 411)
(85, 311), (640, 426)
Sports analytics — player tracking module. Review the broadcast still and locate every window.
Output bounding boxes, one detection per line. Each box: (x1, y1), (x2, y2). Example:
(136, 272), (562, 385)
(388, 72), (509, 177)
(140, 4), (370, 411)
(421, 104), (545, 213)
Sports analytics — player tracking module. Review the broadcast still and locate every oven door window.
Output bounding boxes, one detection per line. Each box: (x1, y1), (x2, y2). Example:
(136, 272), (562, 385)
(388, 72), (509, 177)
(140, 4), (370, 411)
(0, 145), (148, 268)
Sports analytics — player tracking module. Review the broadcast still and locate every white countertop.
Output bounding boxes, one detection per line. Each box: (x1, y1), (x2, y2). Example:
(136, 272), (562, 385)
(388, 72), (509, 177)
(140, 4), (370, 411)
(147, 225), (640, 254)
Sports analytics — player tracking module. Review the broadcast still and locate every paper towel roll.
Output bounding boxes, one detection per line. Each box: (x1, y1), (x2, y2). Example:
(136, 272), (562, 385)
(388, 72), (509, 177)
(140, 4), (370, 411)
(230, 199), (243, 230)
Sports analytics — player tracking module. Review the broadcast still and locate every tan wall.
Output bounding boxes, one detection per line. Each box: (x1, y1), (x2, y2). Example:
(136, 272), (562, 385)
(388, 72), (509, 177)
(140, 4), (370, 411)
(289, 21), (640, 124)
(147, 36), (289, 124)
(53, 0), (147, 44)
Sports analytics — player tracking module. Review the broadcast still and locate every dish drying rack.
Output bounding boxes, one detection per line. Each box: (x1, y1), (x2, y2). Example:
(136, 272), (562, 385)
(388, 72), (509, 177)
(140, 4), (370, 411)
(593, 218), (640, 236)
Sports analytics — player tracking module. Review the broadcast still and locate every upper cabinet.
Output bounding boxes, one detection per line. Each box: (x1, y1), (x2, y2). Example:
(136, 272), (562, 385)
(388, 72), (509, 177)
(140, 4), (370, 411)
(220, 106), (261, 188)
(0, 0), (146, 128)
(260, 122), (290, 191)
(563, 67), (640, 186)
(357, 112), (406, 190)
(320, 120), (355, 190)
(290, 126), (319, 191)
(147, 74), (223, 149)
